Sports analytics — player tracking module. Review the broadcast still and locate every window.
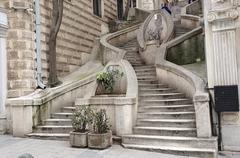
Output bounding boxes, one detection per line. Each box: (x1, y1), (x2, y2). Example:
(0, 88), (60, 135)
(93, 0), (102, 17)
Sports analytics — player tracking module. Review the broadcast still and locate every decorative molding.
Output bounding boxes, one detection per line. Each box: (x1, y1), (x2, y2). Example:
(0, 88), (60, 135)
(207, 8), (239, 22)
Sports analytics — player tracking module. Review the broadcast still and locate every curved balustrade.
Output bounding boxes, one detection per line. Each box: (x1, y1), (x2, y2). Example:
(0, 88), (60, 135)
(153, 9), (212, 137)
(100, 24), (141, 65)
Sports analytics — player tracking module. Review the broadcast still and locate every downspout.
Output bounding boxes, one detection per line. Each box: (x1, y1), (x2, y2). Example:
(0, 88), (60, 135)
(35, 0), (46, 89)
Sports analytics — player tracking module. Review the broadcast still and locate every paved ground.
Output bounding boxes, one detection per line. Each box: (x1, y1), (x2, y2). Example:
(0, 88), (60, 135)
(0, 135), (239, 158)
(219, 151), (240, 158)
(0, 135), (190, 158)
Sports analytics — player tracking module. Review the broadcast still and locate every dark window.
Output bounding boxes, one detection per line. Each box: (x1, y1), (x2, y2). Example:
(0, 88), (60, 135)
(117, 0), (123, 20)
(93, 0), (102, 17)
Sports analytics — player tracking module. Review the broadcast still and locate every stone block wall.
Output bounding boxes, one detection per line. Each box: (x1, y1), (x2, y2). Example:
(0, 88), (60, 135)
(4, 0), (124, 98)
(40, 0), (120, 81)
(6, 0), (36, 98)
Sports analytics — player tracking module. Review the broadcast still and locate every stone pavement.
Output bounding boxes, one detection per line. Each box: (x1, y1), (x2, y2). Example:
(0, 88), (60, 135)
(0, 135), (239, 158)
(0, 135), (189, 158)
(219, 151), (240, 158)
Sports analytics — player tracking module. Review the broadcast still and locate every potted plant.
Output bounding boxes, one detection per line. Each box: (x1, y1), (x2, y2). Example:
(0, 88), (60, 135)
(96, 68), (123, 94)
(70, 105), (93, 148)
(88, 109), (112, 149)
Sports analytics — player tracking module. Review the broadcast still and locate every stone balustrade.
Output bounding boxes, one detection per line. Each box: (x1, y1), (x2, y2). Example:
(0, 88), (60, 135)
(154, 15), (212, 137)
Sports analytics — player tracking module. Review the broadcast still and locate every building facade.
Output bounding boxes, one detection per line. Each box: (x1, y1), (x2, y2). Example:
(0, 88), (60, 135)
(0, 0), (240, 154)
(0, 0), (127, 99)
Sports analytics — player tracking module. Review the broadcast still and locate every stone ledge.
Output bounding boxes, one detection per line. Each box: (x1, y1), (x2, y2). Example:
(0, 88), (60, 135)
(7, 61), (104, 107)
(75, 97), (136, 106)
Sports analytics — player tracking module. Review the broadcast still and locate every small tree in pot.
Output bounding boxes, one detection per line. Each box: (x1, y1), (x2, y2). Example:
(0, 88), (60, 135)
(88, 109), (112, 149)
(70, 106), (93, 148)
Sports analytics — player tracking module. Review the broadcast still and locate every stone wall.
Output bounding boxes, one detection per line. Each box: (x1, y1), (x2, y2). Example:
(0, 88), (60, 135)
(4, 0), (123, 98)
(6, 0), (36, 98)
(40, 0), (120, 82)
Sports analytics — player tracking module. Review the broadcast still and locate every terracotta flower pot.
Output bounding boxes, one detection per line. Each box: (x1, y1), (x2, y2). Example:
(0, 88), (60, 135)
(70, 131), (88, 148)
(88, 131), (112, 149)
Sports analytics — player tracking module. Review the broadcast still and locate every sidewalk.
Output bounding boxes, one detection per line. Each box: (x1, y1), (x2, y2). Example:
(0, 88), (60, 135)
(1, 135), (239, 158)
(0, 135), (190, 158)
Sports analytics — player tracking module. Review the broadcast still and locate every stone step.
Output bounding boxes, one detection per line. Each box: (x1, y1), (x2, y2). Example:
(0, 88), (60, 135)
(62, 107), (76, 113)
(51, 113), (73, 119)
(139, 93), (185, 100)
(122, 47), (138, 51)
(138, 80), (159, 84)
(122, 143), (216, 158)
(125, 55), (141, 58)
(124, 53), (140, 57)
(36, 125), (73, 133)
(137, 76), (156, 80)
(138, 111), (195, 119)
(139, 88), (177, 94)
(134, 67), (155, 71)
(138, 104), (194, 112)
(125, 55), (140, 58)
(140, 98), (192, 105)
(128, 61), (143, 65)
(133, 126), (197, 137)
(138, 83), (167, 88)
(44, 119), (72, 126)
(27, 133), (69, 141)
(137, 119), (196, 128)
(136, 72), (156, 76)
(132, 64), (145, 66)
(133, 65), (155, 69)
(122, 135), (217, 150)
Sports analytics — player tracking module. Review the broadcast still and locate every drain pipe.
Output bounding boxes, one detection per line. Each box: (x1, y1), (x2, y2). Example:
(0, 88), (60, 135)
(35, 0), (46, 89)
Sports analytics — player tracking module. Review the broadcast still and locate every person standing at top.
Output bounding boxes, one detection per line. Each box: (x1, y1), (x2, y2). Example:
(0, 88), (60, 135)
(188, 0), (196, 4)
(161, 0), (172, 14)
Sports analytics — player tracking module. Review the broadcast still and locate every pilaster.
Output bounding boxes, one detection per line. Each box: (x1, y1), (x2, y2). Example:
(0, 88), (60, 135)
(204, 0), (240, 151)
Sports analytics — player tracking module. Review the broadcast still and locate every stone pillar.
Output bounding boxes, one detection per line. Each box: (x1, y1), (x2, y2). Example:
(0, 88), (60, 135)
(7, 0), (37, 98)
(193, 93), (212, 137)
(0, 8), (8, 134)
(203, 0), (240, 151)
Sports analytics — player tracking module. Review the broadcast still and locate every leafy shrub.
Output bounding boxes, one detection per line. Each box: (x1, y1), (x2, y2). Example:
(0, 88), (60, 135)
(96, 68), (123, 93)
(92, 109), (110, 134)
(72, 106), (93, 133)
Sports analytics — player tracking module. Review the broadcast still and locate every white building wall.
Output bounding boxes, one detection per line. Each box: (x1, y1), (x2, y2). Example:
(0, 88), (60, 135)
(0, 8), (8, 134)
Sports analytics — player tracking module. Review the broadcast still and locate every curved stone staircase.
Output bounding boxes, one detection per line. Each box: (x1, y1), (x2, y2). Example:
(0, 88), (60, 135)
(119, 39), (217, 157)
(27, 2), (217, 157)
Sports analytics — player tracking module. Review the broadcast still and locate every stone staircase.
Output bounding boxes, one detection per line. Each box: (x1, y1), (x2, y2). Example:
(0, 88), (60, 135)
(27, 104), (75, 140)
(119, 39), (217, 158)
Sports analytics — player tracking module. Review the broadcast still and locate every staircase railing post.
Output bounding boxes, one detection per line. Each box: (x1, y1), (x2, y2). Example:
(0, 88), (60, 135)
(193, 92), (212, 138)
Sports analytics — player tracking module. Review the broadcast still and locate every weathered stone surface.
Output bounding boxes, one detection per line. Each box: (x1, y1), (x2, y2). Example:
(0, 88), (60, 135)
(18, 153), (34, 158)
(5, 0), (124, 97)
(88, 131), (112, 149)
(69, 132), (88, 148)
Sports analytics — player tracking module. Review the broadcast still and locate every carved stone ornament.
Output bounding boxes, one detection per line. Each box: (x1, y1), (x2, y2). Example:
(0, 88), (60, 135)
(207, 8), (239, 22)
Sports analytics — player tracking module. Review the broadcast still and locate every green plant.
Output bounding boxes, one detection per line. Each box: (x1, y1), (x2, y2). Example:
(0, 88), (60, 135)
(96, 68), (124, 93)
(93, 109), (110, 134)
(72, 106), (93, 133)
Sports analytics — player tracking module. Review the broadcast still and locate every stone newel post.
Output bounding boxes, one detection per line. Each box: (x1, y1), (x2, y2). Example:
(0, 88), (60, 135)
(203, 0), (240, 151)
